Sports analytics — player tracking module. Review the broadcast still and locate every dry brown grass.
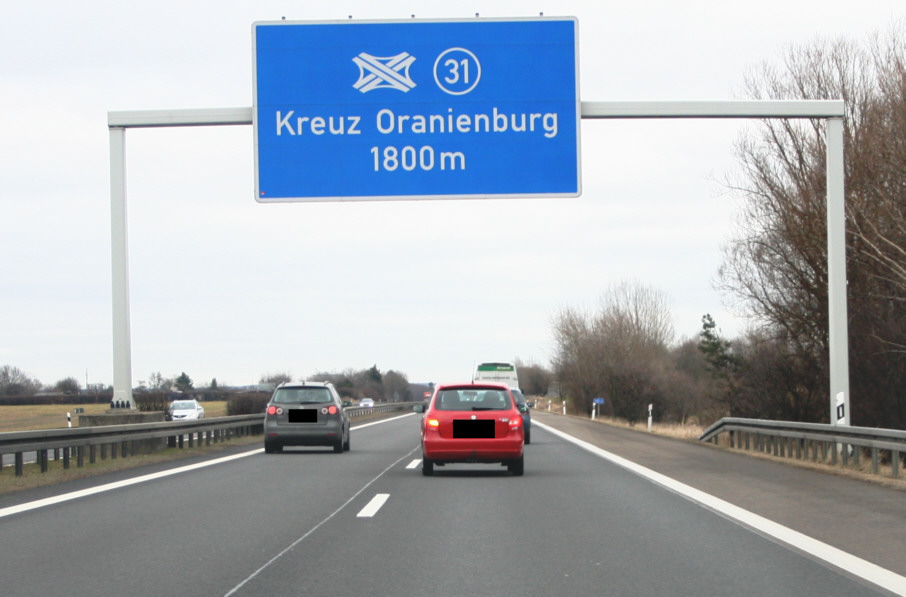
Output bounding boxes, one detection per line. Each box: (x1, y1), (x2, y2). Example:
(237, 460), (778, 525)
(0, 402), (229, 433)
(597, 416), (706, 440)
(0, 433), (261, 495)
(534, 401), (706, 440)
(550, 409), (906, 492)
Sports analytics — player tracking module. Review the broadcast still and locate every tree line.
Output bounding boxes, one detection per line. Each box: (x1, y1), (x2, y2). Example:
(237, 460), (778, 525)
(554, 25), (906, 429)
(0, 364), (416, 405)
(259, 365), (414, 403)
(0, 365), (90, 397)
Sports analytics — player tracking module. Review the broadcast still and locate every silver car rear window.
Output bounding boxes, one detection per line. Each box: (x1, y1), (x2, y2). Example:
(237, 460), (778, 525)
(272, 387), (332, 404)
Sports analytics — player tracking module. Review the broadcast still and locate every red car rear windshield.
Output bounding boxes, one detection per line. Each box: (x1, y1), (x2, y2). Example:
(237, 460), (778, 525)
(435, 388), (512, 411)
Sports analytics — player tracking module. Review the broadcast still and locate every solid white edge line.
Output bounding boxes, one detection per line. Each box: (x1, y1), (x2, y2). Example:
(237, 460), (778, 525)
(352, 412), (415, 430)
(0, 449), (263, 519)
(534, 420), (906, 596)
(1, 412), (418, 520)
(356, 493), (390, 518)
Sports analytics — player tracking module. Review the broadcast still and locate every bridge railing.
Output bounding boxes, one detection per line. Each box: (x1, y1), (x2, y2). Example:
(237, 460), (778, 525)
(699, 417), (906, 479)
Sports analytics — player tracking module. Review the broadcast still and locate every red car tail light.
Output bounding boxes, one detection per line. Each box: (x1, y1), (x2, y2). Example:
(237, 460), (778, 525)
(267, 406), (282, 416)
(426, 418), (440, 430)
(328, 405), (338, 415)
(509, 417), (522, 431)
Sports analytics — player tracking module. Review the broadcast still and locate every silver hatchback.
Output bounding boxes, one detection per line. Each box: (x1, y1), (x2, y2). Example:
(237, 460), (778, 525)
(263, 382), (350, 453)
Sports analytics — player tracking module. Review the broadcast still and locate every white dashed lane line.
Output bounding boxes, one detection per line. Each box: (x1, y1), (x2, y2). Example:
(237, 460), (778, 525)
(356, 493), (390, 518)
(405, 459), (421, 470)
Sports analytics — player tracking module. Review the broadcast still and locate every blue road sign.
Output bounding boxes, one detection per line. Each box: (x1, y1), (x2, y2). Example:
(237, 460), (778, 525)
(593, 397), (605, 405)
(253, 18), (580, 202)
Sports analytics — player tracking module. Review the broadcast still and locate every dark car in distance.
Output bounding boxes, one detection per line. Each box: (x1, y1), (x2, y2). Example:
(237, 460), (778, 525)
(510, 388), (532, 444)
(264, 381), (350, 454)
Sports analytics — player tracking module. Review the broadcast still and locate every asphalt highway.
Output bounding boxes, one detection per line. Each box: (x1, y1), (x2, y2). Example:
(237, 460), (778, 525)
(0, 412), (903, 596)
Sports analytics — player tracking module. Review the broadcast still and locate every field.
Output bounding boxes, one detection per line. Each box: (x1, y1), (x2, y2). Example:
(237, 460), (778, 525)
(0, 401), (240, 495)
(0, 402), (230, 433)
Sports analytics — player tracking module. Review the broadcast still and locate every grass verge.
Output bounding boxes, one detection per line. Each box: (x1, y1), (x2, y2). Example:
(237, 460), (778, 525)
(558, 411), (906, 492)
(0, 433), (261, 496)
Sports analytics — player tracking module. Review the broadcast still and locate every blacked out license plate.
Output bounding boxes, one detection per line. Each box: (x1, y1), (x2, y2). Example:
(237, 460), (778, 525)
(288, 409), (318, 423)
(453, 419), (495, 439)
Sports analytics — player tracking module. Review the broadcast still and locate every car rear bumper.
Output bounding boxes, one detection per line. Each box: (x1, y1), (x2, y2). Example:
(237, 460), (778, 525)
(265, 419), (344, 446)
(422, 437), (523, 463)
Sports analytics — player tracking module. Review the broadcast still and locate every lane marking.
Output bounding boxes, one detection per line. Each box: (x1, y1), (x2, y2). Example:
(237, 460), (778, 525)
(1, 412), (417, 519)
(534, 419), (906, 597)
(405, 459), (421, 469)
(225, 447), (418, 596)
(356, 493), (390, 518)
(0, 449), (262, 519)
(351, 412), (415, 430)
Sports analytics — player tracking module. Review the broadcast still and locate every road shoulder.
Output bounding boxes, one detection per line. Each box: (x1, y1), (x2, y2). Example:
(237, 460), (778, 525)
(533, 411), (906, 578)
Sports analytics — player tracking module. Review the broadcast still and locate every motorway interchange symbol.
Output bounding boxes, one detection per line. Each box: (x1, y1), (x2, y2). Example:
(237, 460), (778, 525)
(352, 47), (482, 96)
(352, 52), (417, 93)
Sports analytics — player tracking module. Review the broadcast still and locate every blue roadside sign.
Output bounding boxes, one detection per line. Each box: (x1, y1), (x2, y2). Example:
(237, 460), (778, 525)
(252, 18), (580, 202)
(593, 397), (605, 405)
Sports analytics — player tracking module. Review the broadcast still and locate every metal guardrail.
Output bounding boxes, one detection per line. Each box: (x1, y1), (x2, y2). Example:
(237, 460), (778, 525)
(700, 417), (906, 479)
(0, 414), (265, 477)
(0, 402), (418, 477)
(345, 403), (413, 418)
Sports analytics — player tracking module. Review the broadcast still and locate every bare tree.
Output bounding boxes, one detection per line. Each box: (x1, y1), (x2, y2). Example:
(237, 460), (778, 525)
(552, 305), (602, 415)
(259, 372), (292, 387)
(552, 281), (674, 423)
(735, 331), (827, 421)
(0, 365), (41, 396)
(515, 361), (553, 396)
(147, 371), (173, 392)
(54, 377), (81, 395)
(848, 30), (906, 301)
(670, 340), (720, 425)
(720, 25), (906, 426)
(382, 370), (410, 402)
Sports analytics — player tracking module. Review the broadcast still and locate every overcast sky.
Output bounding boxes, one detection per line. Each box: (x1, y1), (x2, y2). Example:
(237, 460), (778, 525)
(1, 1), (903, 389)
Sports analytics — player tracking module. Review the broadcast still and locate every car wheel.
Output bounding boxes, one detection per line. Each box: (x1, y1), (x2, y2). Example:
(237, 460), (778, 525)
(422, 457), (434, 476)
(508, 455), (524, 476)
(264, 441), (281, 454)
(343, 429), (351, 452)
(525, 430), (531, 445)
(333, 439), (343, 453)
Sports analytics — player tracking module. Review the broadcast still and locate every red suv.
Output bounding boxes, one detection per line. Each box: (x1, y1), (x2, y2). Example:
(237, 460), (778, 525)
(417, 383), (524, 476)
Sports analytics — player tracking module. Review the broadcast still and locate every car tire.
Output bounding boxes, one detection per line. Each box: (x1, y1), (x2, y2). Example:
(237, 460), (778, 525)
(422, 457), (434, 476)
(264, 441), (282, 454)
(525, 431), (531, 445)
(508, 455), (524, 476)
(333, 439), (343, 453)
(343, 429), (351, 451)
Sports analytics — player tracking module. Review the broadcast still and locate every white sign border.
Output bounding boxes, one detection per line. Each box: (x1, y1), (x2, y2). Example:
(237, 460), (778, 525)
(251, 16), (582, 203)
